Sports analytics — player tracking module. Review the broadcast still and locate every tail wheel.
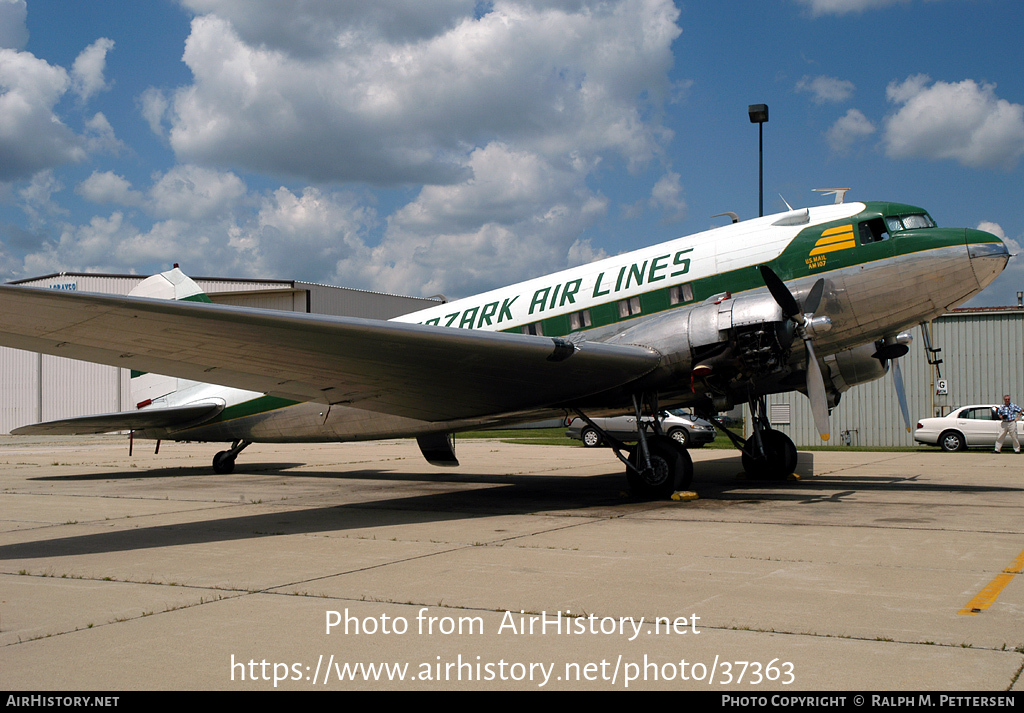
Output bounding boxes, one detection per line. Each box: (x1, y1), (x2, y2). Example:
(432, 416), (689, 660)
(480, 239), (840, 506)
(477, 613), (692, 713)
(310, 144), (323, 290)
(212, 450), (236, 474)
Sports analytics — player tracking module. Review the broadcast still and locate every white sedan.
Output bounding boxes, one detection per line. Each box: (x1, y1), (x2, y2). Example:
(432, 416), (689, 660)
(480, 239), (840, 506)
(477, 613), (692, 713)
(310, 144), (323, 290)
(914, 405), (1010, 451)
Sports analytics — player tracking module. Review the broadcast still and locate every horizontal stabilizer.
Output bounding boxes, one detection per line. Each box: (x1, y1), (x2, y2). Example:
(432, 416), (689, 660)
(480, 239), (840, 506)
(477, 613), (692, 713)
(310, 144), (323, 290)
(12, 402), (223, 436)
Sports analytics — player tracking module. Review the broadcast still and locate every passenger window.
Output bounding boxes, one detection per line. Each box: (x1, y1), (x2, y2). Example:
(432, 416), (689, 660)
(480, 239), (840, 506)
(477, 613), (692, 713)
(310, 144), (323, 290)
(569, 310), (592, 331)
(858, 218), (890, 245)
(617, 297), (642, 318)
(669, 283), (693, 305)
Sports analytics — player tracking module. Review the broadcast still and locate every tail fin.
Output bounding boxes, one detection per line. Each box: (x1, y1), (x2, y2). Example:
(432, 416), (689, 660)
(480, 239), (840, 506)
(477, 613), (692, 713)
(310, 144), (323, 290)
(129, 265), (211, 302)
(128, 266), (210, 407)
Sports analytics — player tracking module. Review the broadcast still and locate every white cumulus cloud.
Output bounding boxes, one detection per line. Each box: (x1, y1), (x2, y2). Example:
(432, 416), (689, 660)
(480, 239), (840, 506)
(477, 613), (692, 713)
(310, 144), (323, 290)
(146, 0), (682, 295)
(650, 170), (687, 223)
(71, 38), (115, 102)
(76, 171), (143, 206)
(335, 142), (609, 297)
(148, 165), (247, 221)
(794, 0), (912, 16)
(163, 0), (680, 185)
(884, 75), (1024, 169)
(0, 49), (85, 180)
(796, 75), (855, 104)
(827, 108), (876, 154)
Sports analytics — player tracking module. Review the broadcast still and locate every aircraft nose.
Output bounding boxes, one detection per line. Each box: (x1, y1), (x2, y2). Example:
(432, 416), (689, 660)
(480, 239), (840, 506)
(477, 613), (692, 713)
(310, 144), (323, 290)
(966, 227), (1010, 288)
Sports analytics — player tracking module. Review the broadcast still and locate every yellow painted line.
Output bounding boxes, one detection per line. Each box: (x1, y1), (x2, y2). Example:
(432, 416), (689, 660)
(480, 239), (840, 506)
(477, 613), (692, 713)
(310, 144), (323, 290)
(820, 224), (854, 237)
(816, 229), (855, 245)
(1004, 548), (1024, 574)
(812, 234), (854, 248)
(958, 546), (1024, 615)
(809, 241), (855, 256)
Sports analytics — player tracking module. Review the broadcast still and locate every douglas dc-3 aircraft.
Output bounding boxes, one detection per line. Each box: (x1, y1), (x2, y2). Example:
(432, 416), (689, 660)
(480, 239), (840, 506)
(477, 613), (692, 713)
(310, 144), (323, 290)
(0, 197), (1009, 498)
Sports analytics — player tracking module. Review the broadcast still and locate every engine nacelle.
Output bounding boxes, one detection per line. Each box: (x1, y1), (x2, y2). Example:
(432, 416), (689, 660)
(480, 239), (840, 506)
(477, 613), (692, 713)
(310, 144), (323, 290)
(823, 341), (888, 396)
(607, 292), (791, 381)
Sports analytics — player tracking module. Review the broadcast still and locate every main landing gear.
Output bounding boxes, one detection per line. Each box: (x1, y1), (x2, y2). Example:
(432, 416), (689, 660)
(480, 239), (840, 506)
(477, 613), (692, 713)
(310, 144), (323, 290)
(704, 396), (797, 480)
(212, 439), (251, 474)
(575, 394), (693, 500)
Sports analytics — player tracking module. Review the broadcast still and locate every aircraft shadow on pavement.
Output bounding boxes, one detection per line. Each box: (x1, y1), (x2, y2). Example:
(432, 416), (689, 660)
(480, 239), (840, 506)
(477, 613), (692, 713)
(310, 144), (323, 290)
(4, 451), (1021, 561)
(29, 463), (309, 481)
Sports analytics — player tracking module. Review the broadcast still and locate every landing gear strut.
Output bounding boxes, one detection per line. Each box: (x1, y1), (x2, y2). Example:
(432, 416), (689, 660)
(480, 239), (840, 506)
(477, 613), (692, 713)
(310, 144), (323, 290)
(625, 434), (693, 498)
(741, 428), (797, 480)
(212, 440), (251, 474)
(703, 396), (797, 480)
(575, 393), (693, 499)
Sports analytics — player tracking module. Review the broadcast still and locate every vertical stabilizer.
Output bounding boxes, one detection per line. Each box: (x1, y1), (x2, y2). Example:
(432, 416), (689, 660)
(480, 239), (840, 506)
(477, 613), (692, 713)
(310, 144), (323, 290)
(128, 267), (210, 406)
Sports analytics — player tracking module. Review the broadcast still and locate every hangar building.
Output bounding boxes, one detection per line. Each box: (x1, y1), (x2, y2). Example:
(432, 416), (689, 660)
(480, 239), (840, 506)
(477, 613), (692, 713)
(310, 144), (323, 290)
(0, 272), (441, 435)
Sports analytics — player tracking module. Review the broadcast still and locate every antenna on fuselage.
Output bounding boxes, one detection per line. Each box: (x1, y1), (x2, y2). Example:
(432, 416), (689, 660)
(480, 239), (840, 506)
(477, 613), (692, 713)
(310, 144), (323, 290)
(712, 212), (739, 224)
(779, 194), (794, 211)
(813, 188), (851, 204)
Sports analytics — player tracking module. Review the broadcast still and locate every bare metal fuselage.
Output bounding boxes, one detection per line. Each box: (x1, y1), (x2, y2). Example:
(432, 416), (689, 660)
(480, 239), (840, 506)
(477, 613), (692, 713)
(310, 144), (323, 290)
(147, 227), (1006, 446)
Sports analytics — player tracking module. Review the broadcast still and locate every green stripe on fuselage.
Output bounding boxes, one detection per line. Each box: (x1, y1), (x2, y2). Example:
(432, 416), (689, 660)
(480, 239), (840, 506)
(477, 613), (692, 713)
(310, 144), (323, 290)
(501, 202), (975, 338)
(197, 394), (299, 425)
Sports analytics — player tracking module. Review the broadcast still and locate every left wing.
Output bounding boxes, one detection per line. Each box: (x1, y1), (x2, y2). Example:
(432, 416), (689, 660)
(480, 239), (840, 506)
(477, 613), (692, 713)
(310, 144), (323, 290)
(0, 286), (661, 422)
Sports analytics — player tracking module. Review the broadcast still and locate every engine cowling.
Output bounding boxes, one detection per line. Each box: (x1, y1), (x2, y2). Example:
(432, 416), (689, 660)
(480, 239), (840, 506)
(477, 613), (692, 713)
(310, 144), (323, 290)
(822, 341), (889, 399)
(607, 292), (792, 385)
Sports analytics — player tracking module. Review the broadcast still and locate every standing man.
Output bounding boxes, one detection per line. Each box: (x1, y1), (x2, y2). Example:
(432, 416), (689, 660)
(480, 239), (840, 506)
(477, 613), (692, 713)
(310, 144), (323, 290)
(995, 394), (1024, 453)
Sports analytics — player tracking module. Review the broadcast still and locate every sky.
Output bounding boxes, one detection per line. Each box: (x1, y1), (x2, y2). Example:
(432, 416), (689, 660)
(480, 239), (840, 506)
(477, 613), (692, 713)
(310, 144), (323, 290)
(0, 0), (1022, 305)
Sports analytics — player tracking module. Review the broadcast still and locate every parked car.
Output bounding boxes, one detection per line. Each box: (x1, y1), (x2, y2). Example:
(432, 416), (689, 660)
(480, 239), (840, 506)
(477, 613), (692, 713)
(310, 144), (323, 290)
(566, 409), (716, 448)
(914, 405), (1007, 451)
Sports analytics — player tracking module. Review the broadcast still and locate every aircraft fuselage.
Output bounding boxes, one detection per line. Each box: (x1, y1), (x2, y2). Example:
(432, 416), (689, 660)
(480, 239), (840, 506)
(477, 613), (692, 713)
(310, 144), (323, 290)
(148, 201), (1008, 444)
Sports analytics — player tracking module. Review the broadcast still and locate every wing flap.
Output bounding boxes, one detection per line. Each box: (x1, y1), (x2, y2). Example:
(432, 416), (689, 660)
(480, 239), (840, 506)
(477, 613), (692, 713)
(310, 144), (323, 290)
(11, 402), (224, 436)
(0, 286), (662, 422)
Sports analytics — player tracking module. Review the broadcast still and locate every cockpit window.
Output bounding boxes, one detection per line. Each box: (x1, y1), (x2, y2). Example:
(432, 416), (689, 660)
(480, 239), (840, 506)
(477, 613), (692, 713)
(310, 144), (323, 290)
(884, 213), (936, 233)
(859, 218), (890, 245)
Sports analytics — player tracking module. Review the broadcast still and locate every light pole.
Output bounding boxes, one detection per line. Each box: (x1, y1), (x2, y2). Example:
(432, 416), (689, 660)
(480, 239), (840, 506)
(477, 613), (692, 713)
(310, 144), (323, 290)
(748, 104), (769, 217)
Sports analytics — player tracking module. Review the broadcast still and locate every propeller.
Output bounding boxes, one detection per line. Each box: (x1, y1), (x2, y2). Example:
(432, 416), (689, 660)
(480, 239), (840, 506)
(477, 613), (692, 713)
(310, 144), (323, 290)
(759, 266), (831, 440)
(873, 337), (912, 432)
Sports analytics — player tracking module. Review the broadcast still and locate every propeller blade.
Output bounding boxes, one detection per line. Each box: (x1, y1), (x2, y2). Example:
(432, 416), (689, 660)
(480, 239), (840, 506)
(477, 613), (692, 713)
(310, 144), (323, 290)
(804, 338), (830, 440)
(759, 265), (800, 319)
(803, 278), (825, 316)
(892, 358), (911, 432)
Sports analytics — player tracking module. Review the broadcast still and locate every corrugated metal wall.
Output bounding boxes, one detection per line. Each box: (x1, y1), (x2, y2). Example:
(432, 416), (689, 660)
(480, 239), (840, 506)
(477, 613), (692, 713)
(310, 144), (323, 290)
(0, 273), (440, 434)
(760, 309), (1024, 447)
(301, 282), (443, 320)
(209, 288), (309, 312)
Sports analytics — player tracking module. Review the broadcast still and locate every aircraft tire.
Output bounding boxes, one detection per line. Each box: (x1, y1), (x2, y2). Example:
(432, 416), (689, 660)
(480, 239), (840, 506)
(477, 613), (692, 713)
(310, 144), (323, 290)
(626, 435), (692, 498)
(212, 450), (236, 474)
(741, 430), (797, 480)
